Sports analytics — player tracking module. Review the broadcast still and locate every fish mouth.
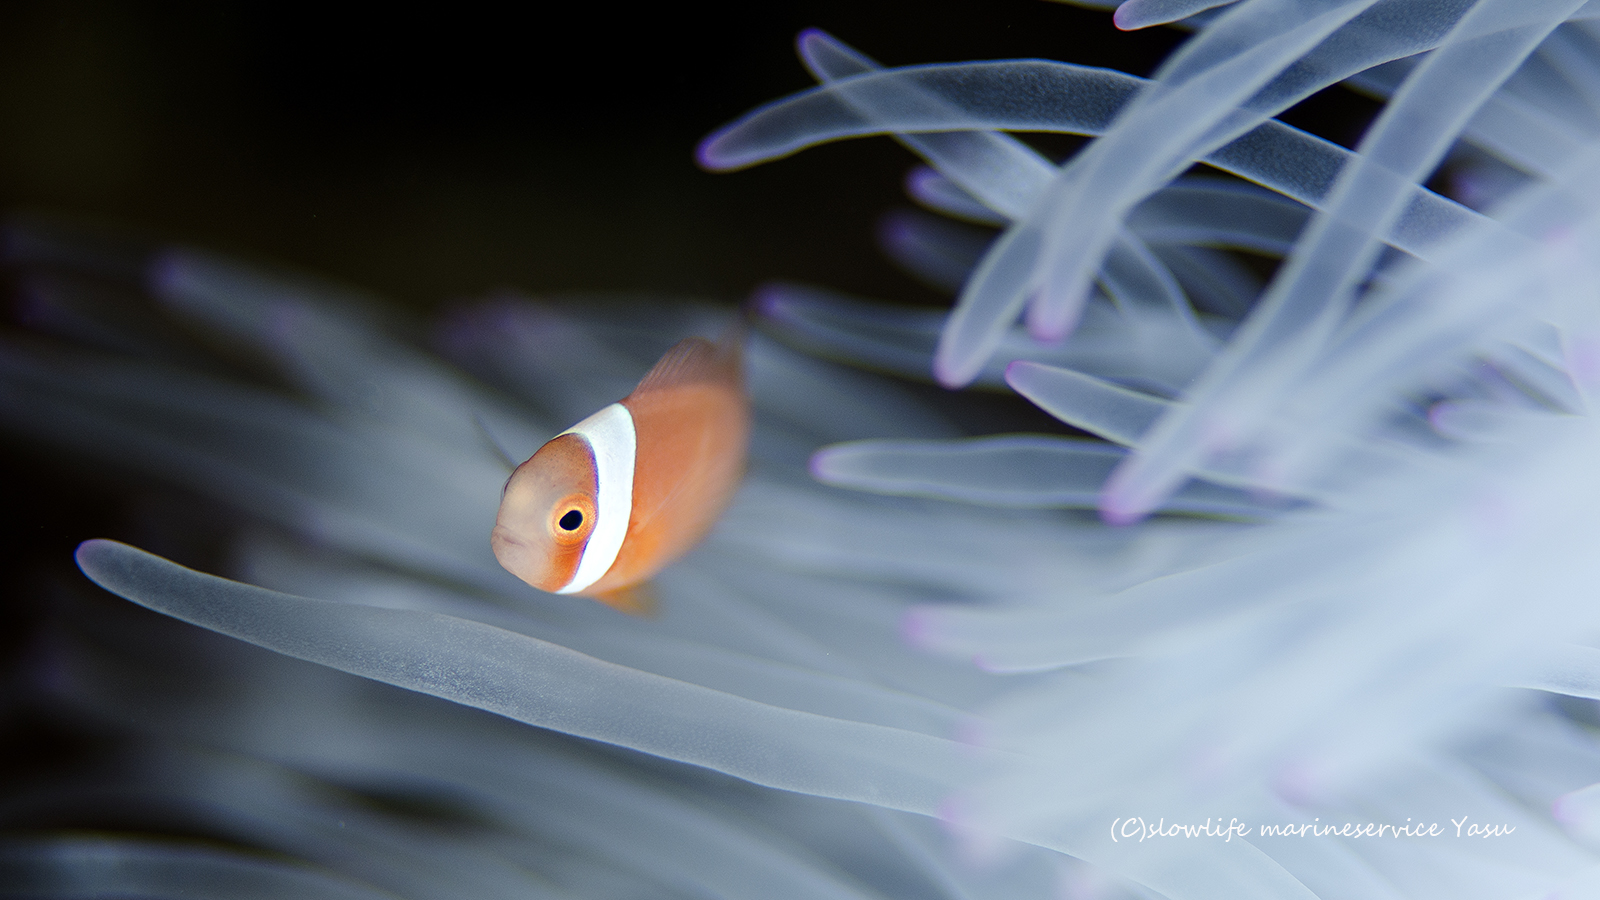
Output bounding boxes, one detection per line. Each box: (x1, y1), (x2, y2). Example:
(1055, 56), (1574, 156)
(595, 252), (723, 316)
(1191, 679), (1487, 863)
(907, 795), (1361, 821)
(489, 526), (533, 579)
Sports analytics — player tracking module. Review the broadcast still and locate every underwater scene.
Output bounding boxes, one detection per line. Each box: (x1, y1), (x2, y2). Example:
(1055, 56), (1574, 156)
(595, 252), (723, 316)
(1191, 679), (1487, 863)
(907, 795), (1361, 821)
(6, 2), (1600, 898)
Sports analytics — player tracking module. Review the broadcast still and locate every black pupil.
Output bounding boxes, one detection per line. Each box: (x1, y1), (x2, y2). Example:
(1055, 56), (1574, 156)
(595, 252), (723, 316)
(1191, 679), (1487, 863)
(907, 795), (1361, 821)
(559, 509), (584, 531)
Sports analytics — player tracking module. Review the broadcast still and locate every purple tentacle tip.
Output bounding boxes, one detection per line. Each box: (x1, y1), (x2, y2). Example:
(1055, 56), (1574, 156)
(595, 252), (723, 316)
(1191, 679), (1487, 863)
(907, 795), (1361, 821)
(806, 449), (833, 482)
(693, 134), (728, 172)
(899, 607), (930, 646)
(749, 283), (791, 321)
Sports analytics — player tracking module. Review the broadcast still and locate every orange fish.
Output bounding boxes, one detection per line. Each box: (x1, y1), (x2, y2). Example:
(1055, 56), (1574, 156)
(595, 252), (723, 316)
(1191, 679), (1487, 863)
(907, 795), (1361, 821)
(491, 328), (749, 613)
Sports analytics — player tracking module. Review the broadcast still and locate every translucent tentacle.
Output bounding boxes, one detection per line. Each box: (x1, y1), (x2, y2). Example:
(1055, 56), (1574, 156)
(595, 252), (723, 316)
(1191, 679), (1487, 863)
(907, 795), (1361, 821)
(1105, 0), (1585, 522)
(1111, 0), (1241, 31)
(0, 837), (397, 900)
(75, 539), (980, 814)
(698, 60), (1487, 263)
(810, 435), (1277, 517)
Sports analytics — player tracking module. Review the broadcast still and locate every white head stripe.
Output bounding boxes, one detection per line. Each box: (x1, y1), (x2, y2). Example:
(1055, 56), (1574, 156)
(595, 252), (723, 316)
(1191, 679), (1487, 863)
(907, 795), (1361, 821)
(556, 403), (635, 594)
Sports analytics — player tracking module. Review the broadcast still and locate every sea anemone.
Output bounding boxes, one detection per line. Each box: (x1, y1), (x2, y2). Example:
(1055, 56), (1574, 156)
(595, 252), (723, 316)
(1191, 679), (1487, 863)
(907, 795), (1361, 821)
(9, 2), (1600, 898)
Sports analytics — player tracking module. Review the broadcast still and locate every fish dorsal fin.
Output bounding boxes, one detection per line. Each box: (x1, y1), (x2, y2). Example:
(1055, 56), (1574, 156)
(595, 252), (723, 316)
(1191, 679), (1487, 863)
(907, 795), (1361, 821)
(629, 326), (744, 398)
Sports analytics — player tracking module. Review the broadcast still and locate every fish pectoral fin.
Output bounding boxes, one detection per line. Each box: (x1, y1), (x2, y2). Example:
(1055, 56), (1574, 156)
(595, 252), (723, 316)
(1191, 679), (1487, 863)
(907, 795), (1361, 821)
(593, 582), (658, 617)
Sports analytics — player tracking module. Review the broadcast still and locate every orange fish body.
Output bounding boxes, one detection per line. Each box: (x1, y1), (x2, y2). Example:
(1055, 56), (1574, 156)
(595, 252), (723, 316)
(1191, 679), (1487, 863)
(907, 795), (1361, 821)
(491, 331), (748, 611)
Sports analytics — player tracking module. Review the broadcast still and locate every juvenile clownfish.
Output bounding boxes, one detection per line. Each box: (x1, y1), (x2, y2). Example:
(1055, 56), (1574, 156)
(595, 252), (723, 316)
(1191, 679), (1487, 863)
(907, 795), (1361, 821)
(490, 328), (748, 614)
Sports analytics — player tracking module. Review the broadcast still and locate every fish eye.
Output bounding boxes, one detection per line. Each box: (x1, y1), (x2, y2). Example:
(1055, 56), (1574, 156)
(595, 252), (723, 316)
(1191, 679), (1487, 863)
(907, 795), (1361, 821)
(548, 493), (595, 545)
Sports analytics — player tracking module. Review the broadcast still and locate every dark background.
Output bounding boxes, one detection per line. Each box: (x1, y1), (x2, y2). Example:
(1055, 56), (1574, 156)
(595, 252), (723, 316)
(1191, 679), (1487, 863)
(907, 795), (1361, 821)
(0, 1), (1186, 313)
(0, 0), (1184, 627)
(0, 2), (1377, 726)
(0, 0), (1158, 787)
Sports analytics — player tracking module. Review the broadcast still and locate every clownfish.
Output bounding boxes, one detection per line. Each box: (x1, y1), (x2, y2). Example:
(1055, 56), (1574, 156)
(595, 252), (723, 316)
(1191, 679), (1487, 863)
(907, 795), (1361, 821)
(490, 327), (749, 613)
